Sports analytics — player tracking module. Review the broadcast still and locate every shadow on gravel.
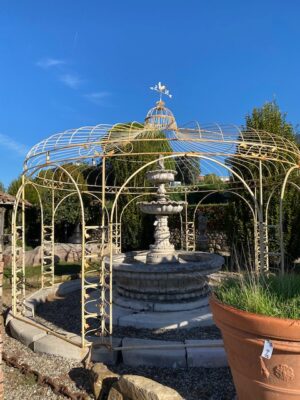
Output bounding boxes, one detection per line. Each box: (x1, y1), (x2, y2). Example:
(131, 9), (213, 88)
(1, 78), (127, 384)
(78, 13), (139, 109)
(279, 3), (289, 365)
(69, 367), (94, 396)
(35, 290), (83, 335)
(34, 288), (223, 341)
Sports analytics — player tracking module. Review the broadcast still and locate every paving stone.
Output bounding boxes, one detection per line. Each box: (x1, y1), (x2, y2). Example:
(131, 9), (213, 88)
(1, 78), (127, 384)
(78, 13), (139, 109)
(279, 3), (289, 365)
(5, 310), (14, 326)
(91, 337), (122, 365)
(153, 297), (208, 312)
(117, 374), (183, 400)
(118, 306), (213, 329)
(185, 339), (228, 368)
(9, 318), (47, 347)
(33, 334), (88, 360)
(26, 287), (56, 304)
(122, 338), (186, 368)
(56, 279), (81, 295)
(22, 286), (59, 317)
(112, 304), (136, 325)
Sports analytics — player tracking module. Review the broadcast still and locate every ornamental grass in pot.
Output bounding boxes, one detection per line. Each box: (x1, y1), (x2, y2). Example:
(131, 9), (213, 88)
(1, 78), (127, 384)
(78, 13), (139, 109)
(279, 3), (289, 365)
(210, 273), (300, 400)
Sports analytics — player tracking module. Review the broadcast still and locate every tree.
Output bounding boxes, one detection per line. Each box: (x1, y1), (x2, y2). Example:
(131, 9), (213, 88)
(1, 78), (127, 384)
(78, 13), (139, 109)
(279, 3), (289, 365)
(0, 182), (5, 192)
(203, 173), (224, 185)
(245, 102), (295, 141)
(103, 121), (203, 250)
(228, 101), (300, 266)
(176, 156), (200, 185)
(107, 125), (177, 250)
(7, 165), (93, 244)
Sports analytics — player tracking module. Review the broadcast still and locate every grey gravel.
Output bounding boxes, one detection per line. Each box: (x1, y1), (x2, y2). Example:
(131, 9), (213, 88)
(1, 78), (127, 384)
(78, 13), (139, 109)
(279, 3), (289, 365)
(3, 283), (235, 400)
(111, 365), (235, 400)
(4, 327), (235, 400)
(35, 290), (222, 340)
(3, 330), (93, 400)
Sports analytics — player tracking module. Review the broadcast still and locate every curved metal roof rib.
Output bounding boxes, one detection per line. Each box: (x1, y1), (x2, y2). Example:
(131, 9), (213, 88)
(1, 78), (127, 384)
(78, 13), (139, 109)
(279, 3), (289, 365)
(23, 98), (300, 192)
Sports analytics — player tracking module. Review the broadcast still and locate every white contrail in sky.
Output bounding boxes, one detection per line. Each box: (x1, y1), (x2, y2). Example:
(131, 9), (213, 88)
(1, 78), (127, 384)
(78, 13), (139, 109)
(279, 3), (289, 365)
(84, 91), (111, 105)
(60, 73), (84, 89)
(0, 133), (29, 156)
(36, 58), (66, 68)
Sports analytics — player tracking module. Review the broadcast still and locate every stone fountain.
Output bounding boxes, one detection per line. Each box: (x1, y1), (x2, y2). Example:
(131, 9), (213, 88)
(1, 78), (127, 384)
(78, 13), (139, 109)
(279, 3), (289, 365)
(138, 156), (185, 264)
(111, 156), (224, 317)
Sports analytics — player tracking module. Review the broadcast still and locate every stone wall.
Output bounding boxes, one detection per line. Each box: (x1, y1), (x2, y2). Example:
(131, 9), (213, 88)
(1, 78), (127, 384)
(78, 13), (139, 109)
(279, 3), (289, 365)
(205, 231), (230, 255)
(169, 227), (230, 255)
(3, 243), (114, 267)
(169, 228), (182, 249)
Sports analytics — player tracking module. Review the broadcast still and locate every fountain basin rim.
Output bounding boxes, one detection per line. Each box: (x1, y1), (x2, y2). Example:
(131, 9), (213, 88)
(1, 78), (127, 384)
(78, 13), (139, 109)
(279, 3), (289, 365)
(107, 251), (223, 275)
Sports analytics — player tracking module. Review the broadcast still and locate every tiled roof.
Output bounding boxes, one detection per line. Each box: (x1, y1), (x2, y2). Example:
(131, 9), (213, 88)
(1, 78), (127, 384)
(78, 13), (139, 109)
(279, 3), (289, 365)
(0, 191), (16, 205)
(0, 191), (31, 206)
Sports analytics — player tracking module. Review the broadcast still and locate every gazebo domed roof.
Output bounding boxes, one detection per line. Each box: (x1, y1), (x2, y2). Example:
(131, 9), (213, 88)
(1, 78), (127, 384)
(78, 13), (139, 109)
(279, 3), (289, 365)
(145, 100), (177, 130)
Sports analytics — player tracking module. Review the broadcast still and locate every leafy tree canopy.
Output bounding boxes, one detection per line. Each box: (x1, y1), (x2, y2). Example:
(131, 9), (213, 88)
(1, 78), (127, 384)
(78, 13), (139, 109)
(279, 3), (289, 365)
(202, 173), (224, 185)
(244, 101), (295, 141)
(228, 101), (300, 265)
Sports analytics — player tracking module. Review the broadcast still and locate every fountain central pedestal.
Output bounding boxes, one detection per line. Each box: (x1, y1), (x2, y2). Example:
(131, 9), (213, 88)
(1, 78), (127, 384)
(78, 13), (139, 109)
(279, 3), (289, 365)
(138, 156), (185, 264)
(148, 215), (176, 263)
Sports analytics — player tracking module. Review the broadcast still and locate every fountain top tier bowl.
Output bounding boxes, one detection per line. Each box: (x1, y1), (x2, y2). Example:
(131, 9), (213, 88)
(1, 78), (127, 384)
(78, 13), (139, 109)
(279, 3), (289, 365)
(146, 169), (177, 184)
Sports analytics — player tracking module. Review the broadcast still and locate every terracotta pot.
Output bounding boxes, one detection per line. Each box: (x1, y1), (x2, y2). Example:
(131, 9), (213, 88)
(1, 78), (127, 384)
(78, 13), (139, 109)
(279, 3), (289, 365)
(210, 295), (300, 400)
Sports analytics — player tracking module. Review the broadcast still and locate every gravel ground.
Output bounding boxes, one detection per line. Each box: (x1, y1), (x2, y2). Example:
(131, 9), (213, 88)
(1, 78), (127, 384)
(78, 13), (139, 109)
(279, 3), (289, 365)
(3, 281), (235, 400)
(3, 330), (93, 400)
(3, 322), (235, 400)
(3, 329), (235, 400)
(111, 365), (235, 400)
(35, 290), (222, 340)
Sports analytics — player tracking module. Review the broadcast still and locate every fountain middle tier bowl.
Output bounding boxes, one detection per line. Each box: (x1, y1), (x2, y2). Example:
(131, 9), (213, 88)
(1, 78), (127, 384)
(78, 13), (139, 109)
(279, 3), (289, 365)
(138, 200), (186, 215)
(108, 251), (223, 303)
(145, 169), (177, 183)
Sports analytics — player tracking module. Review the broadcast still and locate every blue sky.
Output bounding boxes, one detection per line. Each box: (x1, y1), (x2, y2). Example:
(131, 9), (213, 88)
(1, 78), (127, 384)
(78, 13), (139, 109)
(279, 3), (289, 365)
(1, 0), (300, 187)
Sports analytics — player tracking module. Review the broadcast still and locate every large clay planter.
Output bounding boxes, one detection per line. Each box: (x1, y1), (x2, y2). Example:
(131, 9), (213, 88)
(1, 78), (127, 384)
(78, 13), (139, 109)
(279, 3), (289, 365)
(210, 296), (300, 400)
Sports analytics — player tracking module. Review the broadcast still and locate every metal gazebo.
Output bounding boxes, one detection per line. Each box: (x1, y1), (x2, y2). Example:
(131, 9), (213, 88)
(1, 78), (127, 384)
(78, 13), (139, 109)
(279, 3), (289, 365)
(11, 87), (300, 348)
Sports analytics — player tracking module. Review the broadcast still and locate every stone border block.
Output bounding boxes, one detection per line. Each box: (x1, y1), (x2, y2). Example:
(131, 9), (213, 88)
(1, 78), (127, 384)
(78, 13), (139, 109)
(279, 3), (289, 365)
(33, 334), (88, 360)
(56, 279), (82, 296)
(91, 337), (122, 365)
(9, 318), (47, 347)
(122, 338), (187, 368)
(118, 306), (213, 330)
(185, 339), (228, 368)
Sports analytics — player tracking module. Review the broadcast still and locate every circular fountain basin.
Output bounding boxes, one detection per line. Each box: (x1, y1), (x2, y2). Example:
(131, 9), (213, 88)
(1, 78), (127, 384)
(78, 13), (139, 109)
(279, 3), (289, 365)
(146, 169), (177, 183)
(109, 251), (223, 303)
(139, 201), (186, 215)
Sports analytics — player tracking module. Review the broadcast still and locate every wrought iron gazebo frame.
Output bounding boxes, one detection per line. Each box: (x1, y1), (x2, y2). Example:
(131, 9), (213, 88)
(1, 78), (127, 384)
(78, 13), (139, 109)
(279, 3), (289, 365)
(10, 98), (300, 348)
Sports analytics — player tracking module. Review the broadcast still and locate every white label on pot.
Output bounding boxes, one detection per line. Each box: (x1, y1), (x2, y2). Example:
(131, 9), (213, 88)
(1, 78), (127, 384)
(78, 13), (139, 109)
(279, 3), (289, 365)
(261, 340), (273, 359)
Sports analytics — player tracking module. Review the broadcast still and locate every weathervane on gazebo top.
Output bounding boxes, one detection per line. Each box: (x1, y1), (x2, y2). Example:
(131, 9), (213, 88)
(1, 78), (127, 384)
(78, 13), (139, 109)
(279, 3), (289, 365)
(150, 82), (172, 101)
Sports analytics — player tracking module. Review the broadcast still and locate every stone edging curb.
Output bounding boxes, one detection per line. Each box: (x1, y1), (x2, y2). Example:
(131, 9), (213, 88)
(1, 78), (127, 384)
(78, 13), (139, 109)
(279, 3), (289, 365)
(6, 280), (228, 368)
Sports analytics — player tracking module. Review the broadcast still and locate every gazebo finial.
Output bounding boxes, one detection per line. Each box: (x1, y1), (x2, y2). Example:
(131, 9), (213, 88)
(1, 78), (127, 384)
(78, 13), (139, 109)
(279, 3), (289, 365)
(150, 82), (172, 102)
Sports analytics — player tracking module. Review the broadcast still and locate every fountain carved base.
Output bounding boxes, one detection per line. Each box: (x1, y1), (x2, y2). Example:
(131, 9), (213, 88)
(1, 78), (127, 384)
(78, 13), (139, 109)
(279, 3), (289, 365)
(110, 251), (223, 304)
